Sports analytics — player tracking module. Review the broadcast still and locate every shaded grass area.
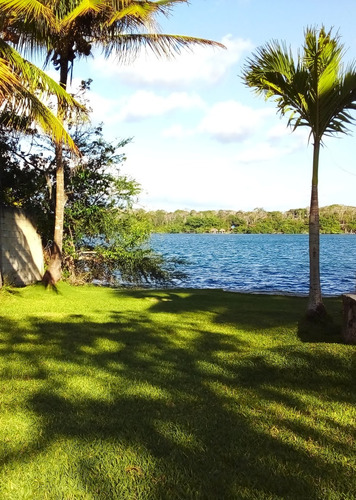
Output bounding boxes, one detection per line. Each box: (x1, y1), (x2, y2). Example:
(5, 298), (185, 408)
(0, 284), (355, 499)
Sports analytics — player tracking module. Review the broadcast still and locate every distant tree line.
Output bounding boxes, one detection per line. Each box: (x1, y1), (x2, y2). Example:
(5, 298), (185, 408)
(143, 206), (356, 234)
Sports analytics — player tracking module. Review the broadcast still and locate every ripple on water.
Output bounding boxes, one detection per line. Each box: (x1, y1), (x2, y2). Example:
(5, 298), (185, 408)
(151, 233), (356, 296)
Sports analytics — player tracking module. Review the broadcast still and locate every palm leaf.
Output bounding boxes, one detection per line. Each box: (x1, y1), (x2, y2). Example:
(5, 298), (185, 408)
(318, 69), (356, 136)
(59, 0), (104, 27)
(243, 27), (356, 141)
(0, 40), (84, 152)
(99, 32), (224, 61)
(0, 0), (56, 27)
(0, 57), (21, 99)
(1, 86), (76, 151)
(0, 40), (85, 113)
(59, 0), (186, 33)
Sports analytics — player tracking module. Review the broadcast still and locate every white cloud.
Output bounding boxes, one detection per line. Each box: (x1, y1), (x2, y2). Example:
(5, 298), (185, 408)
(126, 147), (310, 212)
(233, 125), (309, 164)
(162, 124), (194, 139)
(267, 123), (309, 148)
(118, 90), (205, 121)
(234, 142), (290, 164)
(90, 35), (252, 88)
(86, 89), (205, 126)
(267, 123), (291, 141)
(84, 92), (121, 125)
(198, 101), (273, 143)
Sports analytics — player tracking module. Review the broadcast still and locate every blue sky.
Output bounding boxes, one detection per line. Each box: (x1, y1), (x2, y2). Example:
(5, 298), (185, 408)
(70, 0), (356, 212)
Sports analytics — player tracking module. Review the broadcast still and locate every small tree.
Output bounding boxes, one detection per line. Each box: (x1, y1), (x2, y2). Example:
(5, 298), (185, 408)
(242, 27), (356, 317)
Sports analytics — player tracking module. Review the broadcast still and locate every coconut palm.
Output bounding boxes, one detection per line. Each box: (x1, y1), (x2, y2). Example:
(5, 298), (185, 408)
(242, 27), (356, 316)
(7, 0), (224, 284)
(0, 1), (83, 152)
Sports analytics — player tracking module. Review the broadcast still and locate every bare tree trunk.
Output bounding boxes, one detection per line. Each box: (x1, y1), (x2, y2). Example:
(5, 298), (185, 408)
(42, 60), (68, 287)
(42, 143), (64, 285)
(307, 140), (326, 317)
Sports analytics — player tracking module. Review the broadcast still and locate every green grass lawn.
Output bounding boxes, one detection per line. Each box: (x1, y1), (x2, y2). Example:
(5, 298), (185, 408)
(0, 284), (355, 499)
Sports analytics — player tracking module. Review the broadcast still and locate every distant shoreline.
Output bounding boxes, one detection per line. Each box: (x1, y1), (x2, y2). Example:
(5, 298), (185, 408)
(150, 230), (356, 235)
(142, 205), (356, 235)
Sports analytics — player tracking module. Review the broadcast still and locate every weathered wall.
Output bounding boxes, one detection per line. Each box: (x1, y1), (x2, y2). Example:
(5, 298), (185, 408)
(0, 207), (44, 286)
(342, 294), (356, 344)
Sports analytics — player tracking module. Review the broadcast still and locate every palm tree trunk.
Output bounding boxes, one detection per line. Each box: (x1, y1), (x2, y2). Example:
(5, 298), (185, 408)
(307, 139), (326, 317)
(42, 59), (68, 286)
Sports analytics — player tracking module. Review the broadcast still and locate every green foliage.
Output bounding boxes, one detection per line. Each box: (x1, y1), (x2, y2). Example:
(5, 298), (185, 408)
(242, 27), (356, 143)
(145, 206), (355, 234)
(0, 125), (54, 236)
(0, 109), (178, 286)
(70, 211), (179, 286)
(62, 123), (182, 285)
(320, 214), (342, 234)
(184, 214), (221, 232)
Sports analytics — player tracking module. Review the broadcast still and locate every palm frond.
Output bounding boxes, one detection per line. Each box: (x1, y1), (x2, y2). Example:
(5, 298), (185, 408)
(0, 40), (85, 113)
(0, 57), (21, 99)
(105, 4), (161, 31)
(107, 0), (188, 15)
(1, 87), (78, 152)
(243, 27), (356, 141)
(242, 40), (310, 129)
(318, 69), (356, 136)
(0, 0), (56, 28)
(59, 0), (187, 34)
(243, 40), (295, 96)
(59, 0), (104, 28)
(0, 39), (84, 152)
(98, 32), (224, 61)
(303, 27), (343, 77)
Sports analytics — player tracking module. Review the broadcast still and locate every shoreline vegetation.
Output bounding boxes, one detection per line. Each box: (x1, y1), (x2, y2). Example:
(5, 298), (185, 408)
(141, 204), (356, 234)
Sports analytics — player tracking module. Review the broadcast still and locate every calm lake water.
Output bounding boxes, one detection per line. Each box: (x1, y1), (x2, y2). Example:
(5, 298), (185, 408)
(150, 233), (356, 296)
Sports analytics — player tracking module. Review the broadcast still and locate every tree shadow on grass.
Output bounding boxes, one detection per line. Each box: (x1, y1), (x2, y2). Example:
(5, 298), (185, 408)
(127, 288), (345, 344)
(0, 289), (354, 499)
(297, 314), (343, 344)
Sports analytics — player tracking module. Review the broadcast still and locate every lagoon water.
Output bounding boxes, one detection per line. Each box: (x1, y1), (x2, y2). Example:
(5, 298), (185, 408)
(150, 233), (356, 296)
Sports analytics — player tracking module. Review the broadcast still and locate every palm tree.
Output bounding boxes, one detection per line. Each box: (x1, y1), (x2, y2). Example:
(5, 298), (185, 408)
(8, 0), (224, 284)
(242, 27), (356, 317)
(0, 0), (83, 152)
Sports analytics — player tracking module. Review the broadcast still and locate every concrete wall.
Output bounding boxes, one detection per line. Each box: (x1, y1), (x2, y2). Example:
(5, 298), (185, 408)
(342, 294), (356, 344)
(0, 206), (44, 286)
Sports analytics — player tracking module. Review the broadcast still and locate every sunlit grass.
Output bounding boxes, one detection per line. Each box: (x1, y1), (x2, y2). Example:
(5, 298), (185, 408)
(0, 283), (355, 499)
